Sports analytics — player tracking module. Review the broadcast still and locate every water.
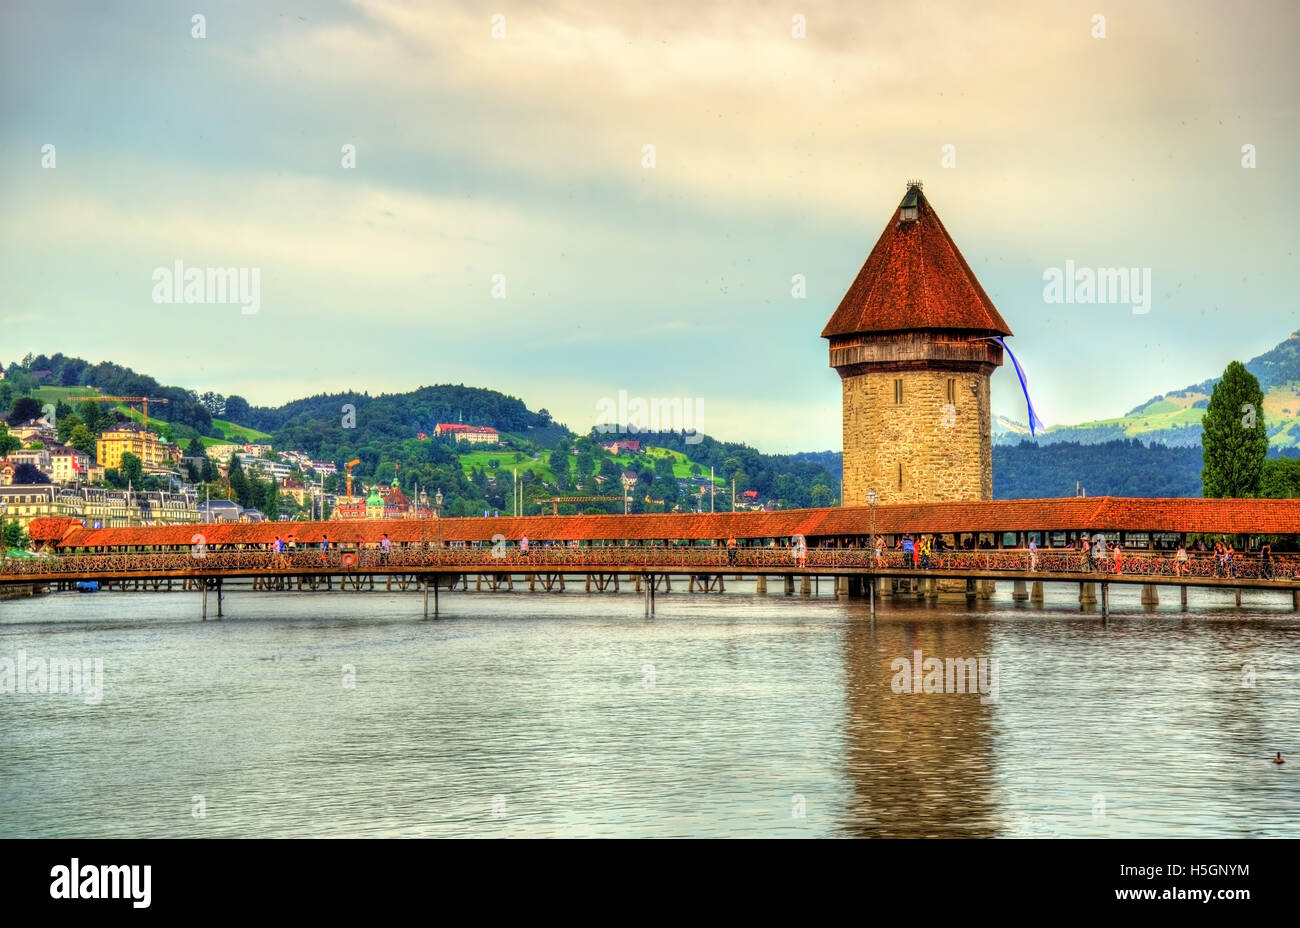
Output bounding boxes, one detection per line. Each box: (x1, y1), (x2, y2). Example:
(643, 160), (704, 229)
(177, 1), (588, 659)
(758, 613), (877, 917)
(2, 581), (1297, 837)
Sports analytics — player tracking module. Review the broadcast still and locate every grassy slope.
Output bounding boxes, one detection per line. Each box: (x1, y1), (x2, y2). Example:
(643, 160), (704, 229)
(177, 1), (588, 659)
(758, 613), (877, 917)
(1040, 384), (1299, 448)
(33, 387), (272, 444)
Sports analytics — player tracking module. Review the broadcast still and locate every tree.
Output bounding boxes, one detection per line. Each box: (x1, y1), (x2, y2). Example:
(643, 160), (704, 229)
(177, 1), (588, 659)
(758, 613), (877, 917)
(1261, 456), (1300, 498)
(3, 518), (28, 549)
(68, 424), (97, 457)
(0, 424), (20, 456)
(1201, 361), (1269, 498)
(56, 411), (82, 444)
(12, 462), (50, 484)
(227, 454), (251, 507)
(7, 396), (42, 424)
(224, 395), (251, 423)
(119, 451), (144, 487)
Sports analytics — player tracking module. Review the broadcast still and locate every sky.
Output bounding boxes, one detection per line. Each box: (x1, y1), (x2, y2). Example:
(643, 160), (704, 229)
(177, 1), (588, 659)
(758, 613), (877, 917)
(1, 0), (1296, 452)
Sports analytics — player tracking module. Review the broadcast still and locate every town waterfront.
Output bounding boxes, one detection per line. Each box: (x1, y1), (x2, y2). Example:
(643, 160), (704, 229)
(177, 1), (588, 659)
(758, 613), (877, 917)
(2, 584), (1296, 838)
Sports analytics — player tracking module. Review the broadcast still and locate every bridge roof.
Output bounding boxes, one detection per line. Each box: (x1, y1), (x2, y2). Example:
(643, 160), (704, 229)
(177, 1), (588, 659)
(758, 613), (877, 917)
(49, 497), (1300, 549)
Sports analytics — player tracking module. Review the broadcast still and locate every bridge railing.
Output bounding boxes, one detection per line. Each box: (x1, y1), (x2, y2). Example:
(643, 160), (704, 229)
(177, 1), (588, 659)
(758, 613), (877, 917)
(0, 547), (1295, 581)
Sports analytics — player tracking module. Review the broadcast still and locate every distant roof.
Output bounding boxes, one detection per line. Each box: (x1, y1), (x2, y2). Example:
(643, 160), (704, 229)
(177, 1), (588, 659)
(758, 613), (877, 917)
(822, 184), (1012, 339)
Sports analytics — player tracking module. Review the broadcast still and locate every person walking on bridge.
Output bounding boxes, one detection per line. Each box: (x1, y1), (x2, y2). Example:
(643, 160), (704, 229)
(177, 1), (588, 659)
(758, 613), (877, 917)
(380, 533), (391, 565)
(726, 535), (737, 567)
(1113, 540), (1123, 574)
(520, 534), (529, 558)
(1080, 533), (1091, 572)
(1175, 543), (1188, 577)
(1028, 536), (1039, 572)
(1261, 541), (1273, 580)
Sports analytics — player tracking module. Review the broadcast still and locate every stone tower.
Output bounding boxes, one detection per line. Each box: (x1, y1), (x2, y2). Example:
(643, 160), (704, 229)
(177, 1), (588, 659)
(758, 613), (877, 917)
(824, 183), (1011, 506)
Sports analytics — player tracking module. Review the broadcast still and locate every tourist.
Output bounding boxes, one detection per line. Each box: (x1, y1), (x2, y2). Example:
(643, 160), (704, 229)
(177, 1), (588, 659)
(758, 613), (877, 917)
(874, 535), (884, 567)
(1080, 533), (1091, 572)
(919, 534), (931, 570)
(1260, 541), (1273, 579)
(1091, 533), (1107, 570)
(1225, 543), (1236, 579)
(726, 535), (737, 567)
(380, 533), (391, 565)
(901, 534), (914, 567)
(520, 534), (529, 557)
(1113, 541), (1122, 574)
(1028, 536), (1039, 571)
(793, 535), (807, 567)
(1174, 543), (1188, 577)
(321, 534), (330, 564)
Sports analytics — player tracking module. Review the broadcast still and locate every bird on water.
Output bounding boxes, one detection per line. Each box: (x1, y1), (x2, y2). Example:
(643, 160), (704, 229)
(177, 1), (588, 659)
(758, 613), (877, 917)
(1274, 752), (1285, 764)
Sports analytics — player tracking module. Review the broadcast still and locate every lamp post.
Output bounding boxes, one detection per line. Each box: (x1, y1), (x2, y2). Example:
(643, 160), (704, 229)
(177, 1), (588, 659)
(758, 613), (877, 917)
(867, 487), (878, 618)
(435, 488), (443, 551)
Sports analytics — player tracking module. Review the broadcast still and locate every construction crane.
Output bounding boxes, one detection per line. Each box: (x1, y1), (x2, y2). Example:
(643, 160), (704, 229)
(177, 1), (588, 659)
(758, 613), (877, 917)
(344, 459), (362, 501)
(71, 394), (170, 430)
(538, 495), (624, 515)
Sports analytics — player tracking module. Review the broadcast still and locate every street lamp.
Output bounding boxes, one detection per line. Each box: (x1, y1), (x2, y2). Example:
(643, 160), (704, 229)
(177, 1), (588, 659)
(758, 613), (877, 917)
(867, 486), (878, 616)
(434, 488), (443, 550)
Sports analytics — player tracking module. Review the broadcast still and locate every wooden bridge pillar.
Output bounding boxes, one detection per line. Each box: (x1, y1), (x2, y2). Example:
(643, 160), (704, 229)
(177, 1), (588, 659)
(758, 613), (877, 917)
(835, 576), (848, 597)
(976, 580), (995, 600)
(1011, 580), (1028, 601)
(201, 581), (207, 621)
(216, 579), (223, 619)
(1293, 589), (1299, 610)
(784, 575), (794, 595)
(1030, 581), (1044, 603)
(1181, 585), (1188, 610)
(1140, 583), (1159, 606)
(1101, 581), (1110, 622)
(1079, 582), (1097, 605)
(755, 575), (767, 594)
(1235, 588), (1242, 607)
(800, 575), (811, 596)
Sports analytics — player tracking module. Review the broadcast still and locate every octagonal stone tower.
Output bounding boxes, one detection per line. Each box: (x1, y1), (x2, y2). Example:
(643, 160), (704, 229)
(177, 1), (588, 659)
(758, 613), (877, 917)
(824, 183), (1011, 506)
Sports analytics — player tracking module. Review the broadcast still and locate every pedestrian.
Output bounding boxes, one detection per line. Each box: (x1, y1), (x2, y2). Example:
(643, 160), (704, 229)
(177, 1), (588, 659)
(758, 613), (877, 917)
(874, 534), (884, 567)
(1080, 533), (1091, 572)
(919, 534), (931, 570)
(380, 532), (391, 565)
(1113, 541), (1122, 574)
(902, 534), (915, 568)
(1260, 541), (1273, 580)
(726, 535), (737, 567)
(1028, 536), (1039, 571)
(1174, 543), (1188, 577)
(321, 533), (330, 564)
(520, 534), (529, 557)
(1225, 543), (1235, 579)
(793, 535), (807, 567)
(1091, 533), (1107, 570)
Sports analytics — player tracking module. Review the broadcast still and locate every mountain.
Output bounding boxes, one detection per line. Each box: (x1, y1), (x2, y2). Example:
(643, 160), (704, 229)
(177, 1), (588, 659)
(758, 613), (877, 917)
(993, 330), (1300, 450)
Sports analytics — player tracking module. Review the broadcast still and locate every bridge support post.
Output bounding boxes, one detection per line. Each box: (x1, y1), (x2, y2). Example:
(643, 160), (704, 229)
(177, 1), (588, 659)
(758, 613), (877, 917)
(1101, 581), (1110, 622)
(1181, 585), (1188, 610)
(1141, 583), (1159, 606)
(755, 575), (767, 594)
(1030, 581), (1044, 603)
(835, 576), (848, 597)
(800, 576), (811, 596)
(977, 580), (995, 600)
(869, 575), (875, 618)
(1079, 582), (1097, 605)
(423, 577), (430, 619)
(784, 575), (794, 596)
(216, 579), (223, 619)
(201, 582), (207, 621)
(1235, 588), (1242, 607)
(1292, 589), (1299, 610)
(1012, 580), (1028, 601)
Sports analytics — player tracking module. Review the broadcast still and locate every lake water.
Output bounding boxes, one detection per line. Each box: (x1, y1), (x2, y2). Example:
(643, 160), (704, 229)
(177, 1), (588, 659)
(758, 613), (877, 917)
(1, 580), (1296, 837)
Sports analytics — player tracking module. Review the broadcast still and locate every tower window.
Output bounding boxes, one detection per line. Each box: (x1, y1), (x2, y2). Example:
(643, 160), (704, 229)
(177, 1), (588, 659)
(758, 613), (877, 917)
(946, 378), (956, 405)
(893, 379), (903, 404)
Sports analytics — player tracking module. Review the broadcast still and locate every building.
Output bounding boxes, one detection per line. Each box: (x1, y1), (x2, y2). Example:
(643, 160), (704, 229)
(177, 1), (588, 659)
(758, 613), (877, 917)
(602, 440), (642, 454)
(823, 182), (1010, 506)
(433, 423), (499, 444)
(96, 423), (176, 471)
(9, 417), (57, 445)
(0, 485), (198, 529)
(5, 448), (52, 474)
(46, 443), (92, 485)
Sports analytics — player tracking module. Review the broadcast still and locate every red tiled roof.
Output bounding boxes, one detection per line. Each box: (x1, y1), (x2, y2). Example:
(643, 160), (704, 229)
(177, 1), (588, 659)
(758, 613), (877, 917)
(822, 185), (1012, 338)
(50, 498), (1300, 549)
(27, 517), (84, 542)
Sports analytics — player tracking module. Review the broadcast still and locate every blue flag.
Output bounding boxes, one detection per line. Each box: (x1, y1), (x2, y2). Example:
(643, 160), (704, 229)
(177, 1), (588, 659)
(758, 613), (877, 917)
(991, 337), (1045, 436)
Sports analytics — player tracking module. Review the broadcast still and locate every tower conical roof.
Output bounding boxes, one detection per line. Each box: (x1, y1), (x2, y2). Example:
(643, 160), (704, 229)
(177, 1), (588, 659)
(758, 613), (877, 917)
(822, 184), (1012, 339)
